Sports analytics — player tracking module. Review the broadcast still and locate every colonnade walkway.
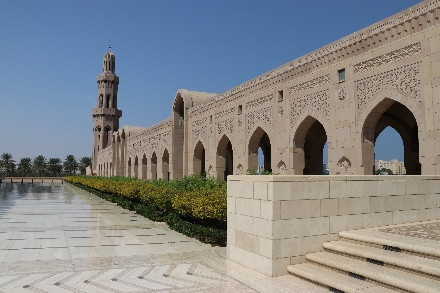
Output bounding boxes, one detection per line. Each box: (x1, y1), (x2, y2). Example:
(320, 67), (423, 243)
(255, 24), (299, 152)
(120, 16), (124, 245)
(0, 182), (324, 293)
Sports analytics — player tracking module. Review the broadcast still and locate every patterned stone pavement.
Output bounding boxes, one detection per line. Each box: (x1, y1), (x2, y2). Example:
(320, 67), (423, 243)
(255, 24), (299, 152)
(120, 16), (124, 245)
(380, 221), (440, 240)
(0, 182), (326, 293)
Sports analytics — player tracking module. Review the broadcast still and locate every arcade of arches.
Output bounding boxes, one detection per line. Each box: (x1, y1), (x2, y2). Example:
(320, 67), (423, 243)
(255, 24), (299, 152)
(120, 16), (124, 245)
(94, 1), (440, 178)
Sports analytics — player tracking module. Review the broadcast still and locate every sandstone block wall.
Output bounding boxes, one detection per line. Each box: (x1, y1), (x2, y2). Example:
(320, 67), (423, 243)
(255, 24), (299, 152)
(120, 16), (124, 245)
(227, 175), (440, 277)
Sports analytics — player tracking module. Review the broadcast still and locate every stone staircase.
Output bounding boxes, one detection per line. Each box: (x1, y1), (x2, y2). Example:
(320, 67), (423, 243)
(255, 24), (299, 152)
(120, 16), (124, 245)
(287, 222), (440, 293)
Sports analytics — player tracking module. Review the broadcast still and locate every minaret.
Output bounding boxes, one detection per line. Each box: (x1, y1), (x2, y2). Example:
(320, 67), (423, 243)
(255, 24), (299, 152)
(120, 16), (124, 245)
(92, 46), (122, 173)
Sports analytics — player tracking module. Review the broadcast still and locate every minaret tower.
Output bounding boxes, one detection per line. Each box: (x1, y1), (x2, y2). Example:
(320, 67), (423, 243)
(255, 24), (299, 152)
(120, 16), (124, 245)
(92, 46), (122, 173)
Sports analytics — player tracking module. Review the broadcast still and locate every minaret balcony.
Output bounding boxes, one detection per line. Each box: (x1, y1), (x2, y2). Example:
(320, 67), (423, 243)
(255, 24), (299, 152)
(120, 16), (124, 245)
(92, 108), (122, 117)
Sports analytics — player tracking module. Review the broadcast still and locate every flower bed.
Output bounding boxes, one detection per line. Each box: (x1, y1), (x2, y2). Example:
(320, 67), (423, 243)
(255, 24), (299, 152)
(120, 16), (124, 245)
(65, 175), (226, 246)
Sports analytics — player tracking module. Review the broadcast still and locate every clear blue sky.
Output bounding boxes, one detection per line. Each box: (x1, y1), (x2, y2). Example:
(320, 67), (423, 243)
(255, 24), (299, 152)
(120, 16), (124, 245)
(0, 0), (419, 163)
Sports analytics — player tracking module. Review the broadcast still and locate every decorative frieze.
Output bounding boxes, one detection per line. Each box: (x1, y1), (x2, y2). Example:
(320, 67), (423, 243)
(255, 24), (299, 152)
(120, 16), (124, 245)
(290, 90), (329, 127)
(245, 94), (273, 109)
(216, 118), (234, 136)
(289, 75), (330, 95)
(192, 117), (207, 127)
(246, 106), (272, 134)
(354, 43), (421, 73)
(215, 108), (235, 119)
(98, 147), (113, 164)
(356, 63), (421, 116)
(189, 0), (439, 113)
(338, 89), (346, 101)
(192, 126), (207, 143)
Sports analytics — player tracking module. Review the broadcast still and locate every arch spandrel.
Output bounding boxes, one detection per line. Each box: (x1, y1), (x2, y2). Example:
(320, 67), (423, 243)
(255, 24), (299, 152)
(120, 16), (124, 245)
(357, 89), (424, 137)
(359, 89), (422, 175)
(216, 134), (234, 153)
(289, 110), (332, 162)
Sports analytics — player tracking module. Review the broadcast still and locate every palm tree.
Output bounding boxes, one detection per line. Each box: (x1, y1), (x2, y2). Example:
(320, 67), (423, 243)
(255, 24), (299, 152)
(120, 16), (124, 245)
(33, 155), (47, 177)
(17, 157), (32, 177)
(47, 158), (63, 176)
(0, 153), (16, 176)
(78, 157), (92, 174)
(63, 155), (78, 176)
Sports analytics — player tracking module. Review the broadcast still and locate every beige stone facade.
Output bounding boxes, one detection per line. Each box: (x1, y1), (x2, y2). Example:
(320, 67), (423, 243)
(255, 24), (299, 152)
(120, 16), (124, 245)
(94, 0), (440, 179)
(227, 175), (440, 276)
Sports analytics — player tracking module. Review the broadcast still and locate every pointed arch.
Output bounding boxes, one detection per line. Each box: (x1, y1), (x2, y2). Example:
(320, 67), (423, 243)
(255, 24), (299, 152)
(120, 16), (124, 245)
(358, 89), (422, 175)
(216, 134), (234, 180)
(134, 155), (139, 178)
(291, 114), (328, 175)
(150, 152), (157, 180)
(127, 157), (132, 177)
(141, 153), (147, 180)
(248, 126), (272, 174)
(193, 141), (206, 175)
(162, 149), (170, 181)
(105, 94), (111, 108)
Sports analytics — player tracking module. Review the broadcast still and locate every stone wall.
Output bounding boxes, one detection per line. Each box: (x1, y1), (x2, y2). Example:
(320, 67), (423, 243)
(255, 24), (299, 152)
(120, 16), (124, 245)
(227, 175), (440, 277)
(95, 1), (440, 178)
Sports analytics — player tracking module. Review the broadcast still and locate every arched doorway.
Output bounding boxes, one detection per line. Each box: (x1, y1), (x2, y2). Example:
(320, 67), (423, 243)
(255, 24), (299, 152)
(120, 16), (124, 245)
(134, 156), (139, 178)
(217, 135), (233, 180)
(248, 127), (271, 174)
(193, 141), (206, 176)
(292, 116), (328, 175)
(127, 157), (132, 177)
(172, 93), (185, 179)
(375, 127), (405, 175)
(162, 149), (170, 181)
(141, 154), (147, 180)
(150, 152), (157, 180)
(362, 99), (419, 175)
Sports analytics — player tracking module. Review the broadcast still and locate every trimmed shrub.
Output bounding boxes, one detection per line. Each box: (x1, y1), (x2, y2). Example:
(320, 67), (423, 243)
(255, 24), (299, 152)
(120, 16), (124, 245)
(66, 175), (227, 246)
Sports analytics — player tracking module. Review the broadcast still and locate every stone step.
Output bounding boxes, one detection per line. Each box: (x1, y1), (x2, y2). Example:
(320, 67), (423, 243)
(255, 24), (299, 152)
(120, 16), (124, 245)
(339, 225), (440, 258)
(305, 251), (440, 293)
(323, 240), (440, 277)
(287, 263), (399, 293)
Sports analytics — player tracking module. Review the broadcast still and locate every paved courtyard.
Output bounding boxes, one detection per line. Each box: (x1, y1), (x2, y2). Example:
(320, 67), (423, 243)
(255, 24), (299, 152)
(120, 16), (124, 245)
(0, 182), (325, 293)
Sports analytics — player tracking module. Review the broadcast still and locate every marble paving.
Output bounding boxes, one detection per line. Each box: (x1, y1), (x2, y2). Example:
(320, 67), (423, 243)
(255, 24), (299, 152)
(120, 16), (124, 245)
(0, 182), (325, 293)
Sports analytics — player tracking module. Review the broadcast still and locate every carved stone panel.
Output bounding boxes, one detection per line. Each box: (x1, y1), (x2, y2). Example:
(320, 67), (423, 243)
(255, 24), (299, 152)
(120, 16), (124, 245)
(289, 75), (330, 95)
(356, 63), (421, 116)
(192, 126), (207, 143)
(354, 43), (421, 73)
(215, 108), (235, 119)
(245, 94), (273, 109)
(290, 90), (329, 127)
(216, 118), (234, 137)
(246, 106), (272, 134)
(192, 117), (207, 128)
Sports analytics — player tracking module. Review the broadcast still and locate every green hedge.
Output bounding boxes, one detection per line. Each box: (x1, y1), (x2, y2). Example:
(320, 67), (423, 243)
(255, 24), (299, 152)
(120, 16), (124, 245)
(66, 175), (226, 246)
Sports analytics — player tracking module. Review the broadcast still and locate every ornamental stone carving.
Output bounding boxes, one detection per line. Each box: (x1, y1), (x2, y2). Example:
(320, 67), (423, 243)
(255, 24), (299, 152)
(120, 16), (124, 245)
(338, 89), (346, 101)
(162, 130), (171, 149)
(189, 0), (439, 114)
(246, 106), (272, 134)
(245, 94), (273, 109)
(216, 118), (234, 137)
(290, 90), (329, 127)
(289, 75), (330, 95)
(215, 108), (235, 119)
(192, 117), (207, 127)
(356, 63), (421, 116)
(354, 43), (421, 73)
(192, 126), (207, 143)
(278, 106), (284, 116)
(98, 147), (113, 164)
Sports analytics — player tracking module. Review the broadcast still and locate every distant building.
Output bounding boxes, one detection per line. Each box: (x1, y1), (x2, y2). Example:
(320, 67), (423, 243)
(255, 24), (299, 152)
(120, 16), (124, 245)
(375, 159), (406, 175)
(323, 164), (329, 175)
